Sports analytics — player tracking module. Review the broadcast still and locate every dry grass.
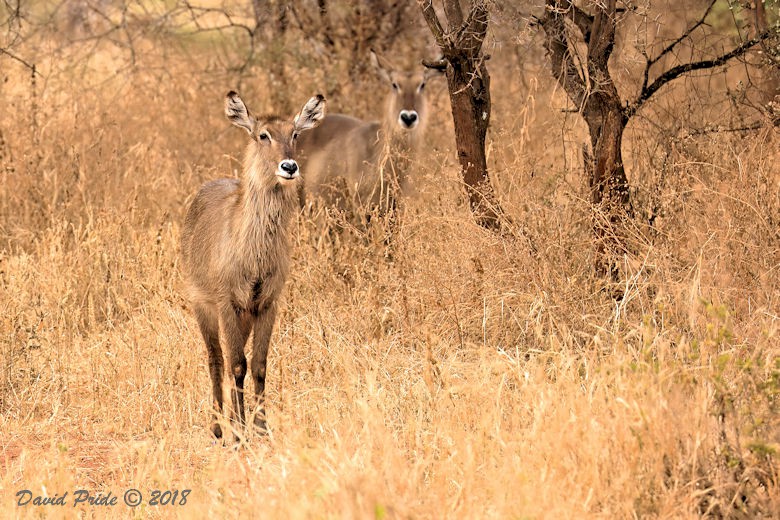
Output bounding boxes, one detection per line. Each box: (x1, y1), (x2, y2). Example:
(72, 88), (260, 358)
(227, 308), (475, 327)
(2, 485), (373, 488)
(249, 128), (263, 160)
(1, 9), (779, 518)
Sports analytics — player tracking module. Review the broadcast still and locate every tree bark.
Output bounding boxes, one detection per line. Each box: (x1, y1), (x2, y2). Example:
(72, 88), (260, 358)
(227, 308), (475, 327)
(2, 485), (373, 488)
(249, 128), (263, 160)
(537, 0), (776, 281)
(753, 0), (780, 107)
(540, 0), (630, 278)
(250, 1), (290, 113)
(419, 0), (503, 231)
(446, 55), (500, 230)
(587, 103), (629, 279)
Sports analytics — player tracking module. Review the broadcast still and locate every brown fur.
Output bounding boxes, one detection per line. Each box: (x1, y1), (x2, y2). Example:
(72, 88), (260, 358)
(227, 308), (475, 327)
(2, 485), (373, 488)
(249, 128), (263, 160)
(181, 92), (325, 439)
(297, 52), (442, 215)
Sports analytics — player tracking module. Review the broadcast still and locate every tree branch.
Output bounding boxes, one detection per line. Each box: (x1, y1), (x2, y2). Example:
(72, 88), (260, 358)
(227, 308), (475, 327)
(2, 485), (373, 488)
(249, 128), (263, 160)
(683, 118), (779, 137)
(458, 1), (488, 56)
(443, 0), (464, 29)
(540, 0), (588, 109)
(628, 30), (775, 118)
(648, 0), (716, 69)
(418, 0), (446, 48)
(641, 0), (717, 93)
(422, 58), (448, 70)
(587, 0), (616, 66)
(0, 48), (38, 75)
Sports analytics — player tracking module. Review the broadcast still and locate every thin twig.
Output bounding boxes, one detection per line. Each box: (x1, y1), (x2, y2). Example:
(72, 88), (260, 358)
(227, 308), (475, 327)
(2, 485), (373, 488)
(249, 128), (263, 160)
(629, 30), (774, 118)
(641, 0), (717, 94)
(0, 48), (38, 75)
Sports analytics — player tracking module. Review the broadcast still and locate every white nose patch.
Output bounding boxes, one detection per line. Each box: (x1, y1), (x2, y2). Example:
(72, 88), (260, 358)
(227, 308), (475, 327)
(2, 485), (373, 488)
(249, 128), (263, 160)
(398, 110), (419, 129)
(277, 159), (299, 180)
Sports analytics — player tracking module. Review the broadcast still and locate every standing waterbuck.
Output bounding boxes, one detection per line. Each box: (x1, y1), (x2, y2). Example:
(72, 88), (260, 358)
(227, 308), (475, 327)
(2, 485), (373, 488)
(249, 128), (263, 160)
(181, 92), (325, 439)
(297, 50), (442, 217)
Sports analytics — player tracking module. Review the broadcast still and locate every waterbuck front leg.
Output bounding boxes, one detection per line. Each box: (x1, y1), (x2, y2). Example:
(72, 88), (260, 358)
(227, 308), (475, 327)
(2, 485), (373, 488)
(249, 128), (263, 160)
(194, 304), (225, 438)
(219, 304), (252, 441)
(251, 302), (277, 433)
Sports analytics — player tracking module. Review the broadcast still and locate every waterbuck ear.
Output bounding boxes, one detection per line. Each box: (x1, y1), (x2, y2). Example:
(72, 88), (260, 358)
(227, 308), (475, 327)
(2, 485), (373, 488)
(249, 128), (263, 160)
(225, 91), (255, 135)
(370, 49), (393, 85)
(294, 94), (326, 132)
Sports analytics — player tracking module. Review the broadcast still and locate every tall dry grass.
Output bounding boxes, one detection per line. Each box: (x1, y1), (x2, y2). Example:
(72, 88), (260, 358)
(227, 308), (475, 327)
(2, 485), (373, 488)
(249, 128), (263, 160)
(1, 4), (779, 518)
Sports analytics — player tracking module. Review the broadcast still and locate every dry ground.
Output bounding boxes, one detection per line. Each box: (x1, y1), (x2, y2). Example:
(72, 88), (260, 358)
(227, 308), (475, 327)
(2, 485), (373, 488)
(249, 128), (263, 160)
(1, 7), (779, 519)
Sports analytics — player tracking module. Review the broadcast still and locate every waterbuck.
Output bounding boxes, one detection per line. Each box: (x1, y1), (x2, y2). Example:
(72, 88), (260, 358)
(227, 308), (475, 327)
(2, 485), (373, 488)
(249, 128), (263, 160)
(181, 91), (325, 439)
(297, 50), (442, 217)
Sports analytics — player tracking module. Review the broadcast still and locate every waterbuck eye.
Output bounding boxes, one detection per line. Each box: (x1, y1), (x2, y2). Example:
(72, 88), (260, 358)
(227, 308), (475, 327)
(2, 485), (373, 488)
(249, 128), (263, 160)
(259, 132), (270, 141)
(418, 82), (426, 92)
(292, 132), (299, 141)
(392, 82), (399, 91)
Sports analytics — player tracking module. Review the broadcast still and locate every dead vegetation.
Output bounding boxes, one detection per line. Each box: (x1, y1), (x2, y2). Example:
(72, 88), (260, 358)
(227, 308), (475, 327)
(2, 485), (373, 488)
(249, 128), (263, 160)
(1, 1), (778, 518)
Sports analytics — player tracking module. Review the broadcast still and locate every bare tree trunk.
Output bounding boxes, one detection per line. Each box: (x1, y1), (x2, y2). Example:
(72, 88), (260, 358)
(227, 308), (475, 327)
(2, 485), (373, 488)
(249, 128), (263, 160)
(753, 0), (780, 108)
(584, 85), (631, 279)
(345, 1), (418, 84)
(537, 0), (774, 281)
(419, 0), (503, 231)
(540, 0), (630, 278)
(250, 0), (289, 113)
(446, 54), (499, 230)
(251, 0), (264, 29)
(587, 105), (630, 279)
(275, 1), (288, 35)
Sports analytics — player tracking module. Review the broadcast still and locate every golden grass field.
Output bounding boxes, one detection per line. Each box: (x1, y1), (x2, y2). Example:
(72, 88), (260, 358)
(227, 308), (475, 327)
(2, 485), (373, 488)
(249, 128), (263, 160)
(1, 2), (779, 518)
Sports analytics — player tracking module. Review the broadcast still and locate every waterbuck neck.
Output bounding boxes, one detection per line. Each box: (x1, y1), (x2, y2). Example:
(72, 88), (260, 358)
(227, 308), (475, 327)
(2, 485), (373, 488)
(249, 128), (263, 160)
(381, 121), (419, 155)
(233, 147), (298, 273)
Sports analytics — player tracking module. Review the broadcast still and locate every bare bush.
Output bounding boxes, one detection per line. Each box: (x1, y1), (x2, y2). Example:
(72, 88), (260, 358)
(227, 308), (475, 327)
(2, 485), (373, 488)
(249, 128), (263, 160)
(0, 1), (778, 517)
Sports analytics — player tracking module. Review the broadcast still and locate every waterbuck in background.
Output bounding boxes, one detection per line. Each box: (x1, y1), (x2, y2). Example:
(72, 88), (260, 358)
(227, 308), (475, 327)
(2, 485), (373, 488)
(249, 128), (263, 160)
(297, 50), (443, 218)
(181, 92), (325, 439)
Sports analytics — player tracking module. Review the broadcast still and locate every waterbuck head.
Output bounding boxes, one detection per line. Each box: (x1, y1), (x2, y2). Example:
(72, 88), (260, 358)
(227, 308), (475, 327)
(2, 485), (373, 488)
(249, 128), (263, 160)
(370, 50), (443, 135)
(225, 91), (326, 187)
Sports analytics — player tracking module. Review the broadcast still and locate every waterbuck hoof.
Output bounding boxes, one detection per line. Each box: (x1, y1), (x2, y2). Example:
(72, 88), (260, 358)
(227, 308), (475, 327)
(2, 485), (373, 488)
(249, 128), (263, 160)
(211, 422), (223, 439)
